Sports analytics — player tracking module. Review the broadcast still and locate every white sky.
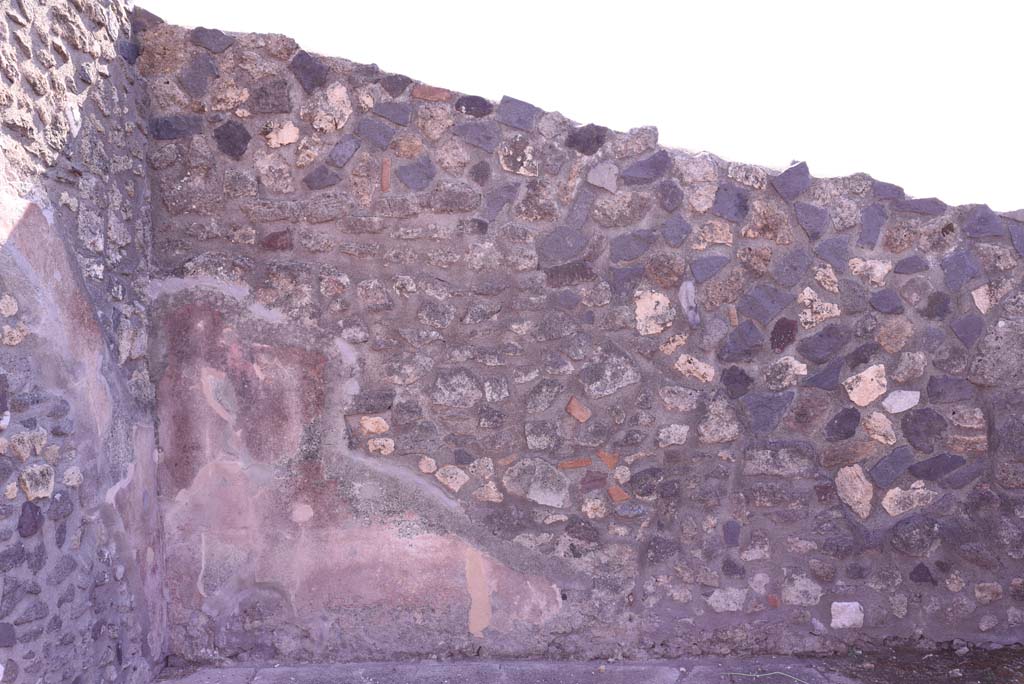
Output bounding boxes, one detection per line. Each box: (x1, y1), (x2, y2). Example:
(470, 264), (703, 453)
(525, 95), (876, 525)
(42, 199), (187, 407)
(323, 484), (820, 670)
(140, 0), (1024, 211)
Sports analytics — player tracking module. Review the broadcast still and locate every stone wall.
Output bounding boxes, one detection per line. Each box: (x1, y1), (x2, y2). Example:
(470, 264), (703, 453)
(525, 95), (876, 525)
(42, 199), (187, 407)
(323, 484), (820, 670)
(136, 17), (1024, 666)
(0, 1), (165, 682)
(4, 2), (1024, 677)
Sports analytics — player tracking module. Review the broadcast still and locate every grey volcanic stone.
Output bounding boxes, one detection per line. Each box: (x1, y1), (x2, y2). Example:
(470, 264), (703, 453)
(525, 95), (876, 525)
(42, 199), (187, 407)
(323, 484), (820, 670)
(901, 408), (947, 454)
(455, 95), (493, 117)
(431, 368), (484, 408)
(893, 197), (946, 215)
(910, 562), (936, 584)
(289, 50), (330, 93)
(609, 229), (657, 263)
(941, 248), (982, 292)
(691, 255), (730, 283)
(718, 320), (765, 362)
(17, 501), (42, 538)
(453, 121), (501, 152)
(908, 453), (966, 481)
(536, 227), (589, 268)
(795, 202), (829, 241)
(481, 183), (519, 221)
(797, 324), (851, 364)
(213, 120), (250, 160)
(890, 514), (939, 556)
(396, 156), (436, 191)
(737, 284), (794, 325)
(771, 249), (812, 288)
(942, 460), (985, 489)
(379, 74), (412, 97)
(190, 27), (235, 53)
(661, 214), (692, 247)
(803, 358), (845, 390)
(926, 375), (975, 404)
(869, 445), (915, 488)
(824, 407), (860, 442)
(495, 96), (542, 131)
(303, 165), (341, 190)
(894, 254), (928, 274)
(740, 391), (795, 434)
(355, 118), (397, 150)
(149, 115), (201, 139)
(721, 366), (753, 398)
(771, 162), (811, 201)
(814, 237), (850, 272)
(950, 314), (984, 347)
(0, 622), (13, 648)
(869, 289), (905, 314)
(962, 205), (1005, 238)
(657, 179), (684, 212)
(250, 77), (292, 113)
(565, 124), (609, 155)
(620, 151), (670, 186)
(710, 183), (750, 222)
(1010, 221), (1024, 257)
(921, 291), (952, 319)
(872, 179), (904, 199)
(724, 520), (741, 547)
(179, 53), (218, 98)
(373, 101), (412, 126)
(327, 135), (361, 168)
(858, 203), (887, 248)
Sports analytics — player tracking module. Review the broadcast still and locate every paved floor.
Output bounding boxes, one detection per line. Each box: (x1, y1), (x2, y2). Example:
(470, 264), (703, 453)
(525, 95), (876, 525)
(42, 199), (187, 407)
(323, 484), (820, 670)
(155, 650), (1024, 684)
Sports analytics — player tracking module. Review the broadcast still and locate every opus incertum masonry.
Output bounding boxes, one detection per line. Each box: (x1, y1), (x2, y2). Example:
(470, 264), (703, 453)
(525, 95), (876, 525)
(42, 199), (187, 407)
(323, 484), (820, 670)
(0, 2), (1023, 682)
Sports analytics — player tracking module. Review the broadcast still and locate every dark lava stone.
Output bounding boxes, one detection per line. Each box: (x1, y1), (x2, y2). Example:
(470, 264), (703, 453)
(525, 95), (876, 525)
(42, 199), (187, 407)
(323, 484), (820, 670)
(858, 203), (886, 248)
(326, 134), (361, 168)
(962, 205), (1006, 239)
(565, 124), (609, 156)
(149, 115), (201, 140)
(797, 324), (851, 364)
(495, 96), (542, 131)
(722, 557), (746, 577)
(894, 254), (928, 274)
(950, 314), (985, 348)
(901, 408), (947, 454)
(803, 358), (844, 390)
(869, 289), (905, 314)
(737, 284), (794, 325)
(872, 180), (904, 199)
(771, 249), (812, 288)
(469, 160), (492, 186)
(289, 50), (330, 93)
(379, 74), (412, 97)
(771, 161), (811, 201)
(212, 120), (251, 160)
(303, 165), (341, 190)
(657, 179), (684, 212)
(452, 121), (501, 152)
(740, 391), (795, 434)
(926, 375), (975, 404)
(770, 318), (798, 352)
(190, 26), (234, 53)
(660, 214), (692, 247)
(845, 342), (881, 370)
(250, 77), (291, 113)
(824, 407), (860, 442)
(710, 183), (750, 223)
(940, 248), (982, 292)
(455, 95), (494, 117)
(372, 101), (412, 126)
(814, 236), (849, 272)
(355, 118), (397, 150)
(609, 229), (657, 263)
(717, 320), (765, 362)
(869, 445), (914, 488)
(921, 291), (952, 319)
(620, 150), (671, 186)
(795, 202), (829, 241)
(908, 453), (966, 481)
(17, 501), (42, 538)
(724, 520), (741, 547)
(909, 562), (936, 584)
(690, 255), (730, 283)
(721, 366), (754, 399)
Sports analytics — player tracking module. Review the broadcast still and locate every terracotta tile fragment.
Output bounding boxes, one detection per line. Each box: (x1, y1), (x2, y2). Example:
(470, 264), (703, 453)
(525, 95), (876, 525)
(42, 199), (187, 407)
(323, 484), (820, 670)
(381, 157), (391, 192)
(565, 396), (592, 422)
(411, 84), (451, 101)
(597, 450), (619, 470)
(607, 485), (630, 503)
(558, 457), (592, 470)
